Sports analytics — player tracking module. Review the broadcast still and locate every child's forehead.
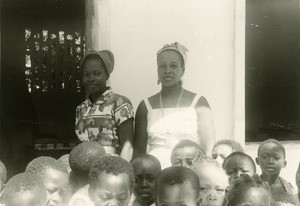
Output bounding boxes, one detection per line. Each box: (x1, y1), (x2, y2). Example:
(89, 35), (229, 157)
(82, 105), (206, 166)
(132, 158), (160, 171)
(198, 166), (228, 184)
(229, 155), (252, 164)
(160, 181), (194, 193)
(259, 142), (284, 153)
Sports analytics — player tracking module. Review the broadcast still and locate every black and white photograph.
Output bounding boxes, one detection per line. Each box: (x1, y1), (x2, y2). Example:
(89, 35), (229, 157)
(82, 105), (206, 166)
(0, 0), (300, 206)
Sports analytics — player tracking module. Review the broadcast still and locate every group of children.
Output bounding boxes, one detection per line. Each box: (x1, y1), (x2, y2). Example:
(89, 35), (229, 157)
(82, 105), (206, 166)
(0, 138), (299, 206)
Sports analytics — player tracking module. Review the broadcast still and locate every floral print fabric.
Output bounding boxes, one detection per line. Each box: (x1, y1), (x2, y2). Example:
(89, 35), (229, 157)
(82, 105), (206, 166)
(75, 88), (134, 150)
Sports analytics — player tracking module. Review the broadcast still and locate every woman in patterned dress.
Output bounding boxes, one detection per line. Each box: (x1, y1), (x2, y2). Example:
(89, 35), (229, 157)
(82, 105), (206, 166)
(75, 50), (134, 161)
(134, 42), (215, 168)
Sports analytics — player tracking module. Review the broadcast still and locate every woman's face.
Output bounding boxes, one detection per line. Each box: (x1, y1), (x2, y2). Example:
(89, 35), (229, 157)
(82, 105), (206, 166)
(82, 57), (108, 96)
(157, 50), (184, 87)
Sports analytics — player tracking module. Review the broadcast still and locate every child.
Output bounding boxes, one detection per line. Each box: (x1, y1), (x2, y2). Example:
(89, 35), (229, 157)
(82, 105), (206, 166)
(70, 155), (134, 206)
(170, 139), (205, 168)
(191, 162), (228, 206)
(69, 141), (106, 191)
(226, 174), (271, 206)
(131, 154), (161, 206)
(26, 156), (69, 206)
(271, 190), (297, 206)
(0, 172), (47, 206)
(0, 160), (7, 192)
(155, 166), (200, 206)
(222, 152), (256, 184)
(58, 154), (71, 173)
(255, 139), (295, 196)
(211, 139), (244, 167)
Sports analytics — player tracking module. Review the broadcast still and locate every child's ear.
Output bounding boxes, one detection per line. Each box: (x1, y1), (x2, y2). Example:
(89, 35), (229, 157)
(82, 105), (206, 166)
(283, 160), (287, 168)
(255, 157), (259, 165)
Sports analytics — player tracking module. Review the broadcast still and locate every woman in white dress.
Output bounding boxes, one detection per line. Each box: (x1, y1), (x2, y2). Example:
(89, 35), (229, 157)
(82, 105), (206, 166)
(134, 42), (215, 168)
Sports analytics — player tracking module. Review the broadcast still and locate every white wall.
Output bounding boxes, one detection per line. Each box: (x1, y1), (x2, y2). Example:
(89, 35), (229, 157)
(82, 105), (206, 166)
(93, 0), (238, 141)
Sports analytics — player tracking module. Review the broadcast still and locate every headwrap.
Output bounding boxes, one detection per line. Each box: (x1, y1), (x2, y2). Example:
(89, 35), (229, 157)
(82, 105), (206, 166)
(157, 42), (189, 66)
(81, 50), (115, 76)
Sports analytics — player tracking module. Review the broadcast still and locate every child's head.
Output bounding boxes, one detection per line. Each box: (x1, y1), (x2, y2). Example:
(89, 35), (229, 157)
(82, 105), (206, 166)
(131, 154), (161, 206)
(58, 154), (71, 173)
(212, 139), (244, 167)
(1, 172), (47, 206)
(0, 160), (7, 191)
(256, 139), (286, 177)
(271, 190), (297, 206)
(89, 156), (135, 206)
(227, 174), (271, 206)
(171, 139), (205, 168)
(223, 152), (256, 184)
(26, 156), (69, 206)
(69, 142), (106, 187)
(155, 166), (200, 206)
(192, 162), (228, 206)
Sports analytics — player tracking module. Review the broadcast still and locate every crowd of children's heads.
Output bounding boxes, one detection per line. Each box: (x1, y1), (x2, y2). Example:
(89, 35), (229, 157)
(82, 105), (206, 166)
(0, 138), (299, 206)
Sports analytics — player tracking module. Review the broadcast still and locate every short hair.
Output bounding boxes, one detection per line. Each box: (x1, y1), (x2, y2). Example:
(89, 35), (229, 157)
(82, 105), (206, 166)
(222, 152), (256, 173)
(26, 156), (68, 180)
(227, 174), (270, 206)
(155, 167), (200, 196)
(0, 160), (7, 184)
(1, 172), (47, 204)
(58, 154), (71, 173)
(171, 140), (205, 162)
(69, 142), (106, 178)
(131, 154), (161, 171)
(258, 139), (286, 158)
(213, 139), (244, 153)
(89, 156), (135, 191)
(191, 160), (226, 180)
(271, 190), (297, 206)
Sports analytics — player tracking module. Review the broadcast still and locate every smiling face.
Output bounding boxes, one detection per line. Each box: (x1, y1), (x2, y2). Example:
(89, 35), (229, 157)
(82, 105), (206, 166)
(212, 145), (234, 167)
(197, 165), (228, 206)
(237, 187), (270, 206)
(132, 158), (161, 206)
(82, 56), (108, 96)
(157, 50), (184, 87)
(225, 156), (256, 183)
(43, 168), (68, 206)
(256, 143), (286, 176)
(89, 172), (131, 206)
(171, 146), (198, 168)
(156, 182), (198, 206)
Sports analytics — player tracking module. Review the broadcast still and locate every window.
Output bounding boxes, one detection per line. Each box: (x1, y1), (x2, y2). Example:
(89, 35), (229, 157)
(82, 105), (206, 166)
(246, 0), (300, 142)
(24, 29), (85, 93)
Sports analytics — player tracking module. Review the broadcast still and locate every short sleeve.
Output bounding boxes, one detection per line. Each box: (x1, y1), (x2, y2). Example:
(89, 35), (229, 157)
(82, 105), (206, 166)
(113, 96), (134, 126)
(196, 96), (210, 108)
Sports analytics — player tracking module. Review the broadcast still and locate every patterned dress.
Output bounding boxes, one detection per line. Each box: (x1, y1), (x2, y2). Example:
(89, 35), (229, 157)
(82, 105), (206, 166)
(75, 87), (134, 154)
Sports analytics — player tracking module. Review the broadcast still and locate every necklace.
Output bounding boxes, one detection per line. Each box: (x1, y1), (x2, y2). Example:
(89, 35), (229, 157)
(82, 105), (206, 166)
(159, 88), (184, 134)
